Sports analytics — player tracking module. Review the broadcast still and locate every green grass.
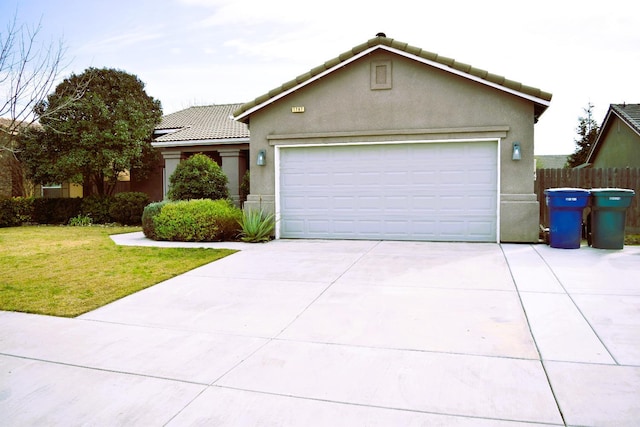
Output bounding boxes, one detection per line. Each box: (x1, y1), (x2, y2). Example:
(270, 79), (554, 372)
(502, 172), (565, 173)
(0, 226), (236, 317)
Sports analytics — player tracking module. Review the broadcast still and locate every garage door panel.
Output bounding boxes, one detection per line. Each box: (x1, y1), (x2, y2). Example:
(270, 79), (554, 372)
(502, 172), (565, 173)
(279, 142), (497, 241)
(282, 219), (305, 234)
(307, 219), (330, 233)
(411, 170), (440, 185)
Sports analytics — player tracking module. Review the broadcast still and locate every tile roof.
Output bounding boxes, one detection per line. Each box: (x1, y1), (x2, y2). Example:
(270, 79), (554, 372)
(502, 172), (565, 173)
(233, 35), (553, 122)
(154, 104), (249, 143)
(611, 103), (640, 135)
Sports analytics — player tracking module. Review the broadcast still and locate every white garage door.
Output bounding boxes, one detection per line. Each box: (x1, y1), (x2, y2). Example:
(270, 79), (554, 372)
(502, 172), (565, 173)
(278, 141), (497, 241)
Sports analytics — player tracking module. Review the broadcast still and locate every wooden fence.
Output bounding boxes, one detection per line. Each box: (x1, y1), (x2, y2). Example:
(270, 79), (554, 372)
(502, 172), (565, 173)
(535, 168), (640, 234)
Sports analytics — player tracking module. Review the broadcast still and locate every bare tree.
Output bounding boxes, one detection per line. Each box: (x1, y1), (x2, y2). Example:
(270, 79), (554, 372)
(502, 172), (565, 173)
(0, 12), (86, 195)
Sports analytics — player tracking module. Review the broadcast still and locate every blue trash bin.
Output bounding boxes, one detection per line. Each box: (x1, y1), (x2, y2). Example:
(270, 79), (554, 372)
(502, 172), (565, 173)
(544, 188), (591, 249)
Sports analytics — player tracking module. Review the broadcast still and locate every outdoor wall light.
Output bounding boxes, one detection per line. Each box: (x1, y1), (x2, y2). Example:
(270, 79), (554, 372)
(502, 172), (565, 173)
(257, 149), (266, 166)
(512, 142), (522, 161)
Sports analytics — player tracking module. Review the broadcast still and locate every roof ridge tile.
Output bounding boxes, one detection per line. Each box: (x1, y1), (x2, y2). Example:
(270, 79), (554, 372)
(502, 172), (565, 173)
(233, 35), (552, 121)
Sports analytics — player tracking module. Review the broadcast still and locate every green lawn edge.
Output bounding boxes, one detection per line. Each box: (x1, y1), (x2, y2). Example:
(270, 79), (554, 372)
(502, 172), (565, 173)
(0, 226), (236, 317)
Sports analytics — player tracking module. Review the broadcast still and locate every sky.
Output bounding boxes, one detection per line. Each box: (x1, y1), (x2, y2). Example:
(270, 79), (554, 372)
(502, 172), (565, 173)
(2, 0), (639, 155)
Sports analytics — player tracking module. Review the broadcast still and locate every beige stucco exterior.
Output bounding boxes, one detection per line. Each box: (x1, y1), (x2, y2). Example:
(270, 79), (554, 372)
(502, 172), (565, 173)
(242, 45), (548, 242)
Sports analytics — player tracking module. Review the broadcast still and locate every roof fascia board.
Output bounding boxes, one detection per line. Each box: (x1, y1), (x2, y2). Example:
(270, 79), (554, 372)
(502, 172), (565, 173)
(377, 45), (551, 107)
(234, 45), (380, 122)
(152, 137), (250, 148)
(586, 107), (615, 163)
(613, 106), (640, 137)
(234, 45), (550, 122)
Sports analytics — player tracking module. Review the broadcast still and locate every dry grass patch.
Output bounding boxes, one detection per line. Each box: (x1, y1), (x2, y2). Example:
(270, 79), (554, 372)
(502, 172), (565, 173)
(0, 226), (236, 317)
(626, 234), (640, 245)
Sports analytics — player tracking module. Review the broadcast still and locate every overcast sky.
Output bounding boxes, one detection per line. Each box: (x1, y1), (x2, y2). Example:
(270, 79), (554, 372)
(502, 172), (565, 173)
(3, 0), (639, 154)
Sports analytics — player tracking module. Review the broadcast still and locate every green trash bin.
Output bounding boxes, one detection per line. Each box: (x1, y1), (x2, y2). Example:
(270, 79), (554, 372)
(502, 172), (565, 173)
(589, 188), (635, 249)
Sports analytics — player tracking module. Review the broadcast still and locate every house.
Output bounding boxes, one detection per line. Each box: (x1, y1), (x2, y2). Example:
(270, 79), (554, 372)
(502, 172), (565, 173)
(143, 104), (250, 202)
(586, 103), (640, 168)
(234, 34), (552, 243)
(0, 117), (19, 197)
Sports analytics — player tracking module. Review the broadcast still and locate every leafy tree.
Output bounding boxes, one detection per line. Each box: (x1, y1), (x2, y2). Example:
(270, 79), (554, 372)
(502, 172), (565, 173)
(168, 153), (229, 201)
(18, 67), (162, 195)
(567, 102), (599, 167)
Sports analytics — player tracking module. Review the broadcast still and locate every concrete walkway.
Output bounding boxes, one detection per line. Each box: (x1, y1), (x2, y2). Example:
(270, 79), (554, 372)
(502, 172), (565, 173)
(1, 233), (640, 426)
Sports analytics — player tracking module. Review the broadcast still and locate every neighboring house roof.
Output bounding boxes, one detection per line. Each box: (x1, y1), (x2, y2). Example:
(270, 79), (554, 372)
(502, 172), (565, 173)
(233, 35), (553, 123)
(153, 104), (249, 148)
(535, 155), (569, 169)
(586, 103), (640, 163)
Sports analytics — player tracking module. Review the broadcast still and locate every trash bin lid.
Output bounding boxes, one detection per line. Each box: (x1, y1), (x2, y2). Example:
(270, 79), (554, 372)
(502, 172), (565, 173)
(590, 188), (635, 196)
(544, 188), (591, 196)
(544, 188), (590, 208)
(590, 188), (635, 208)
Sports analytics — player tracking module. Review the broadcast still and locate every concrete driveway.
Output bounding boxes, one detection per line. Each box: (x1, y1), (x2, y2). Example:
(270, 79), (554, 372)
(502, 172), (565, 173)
(1, 235), (640, 426)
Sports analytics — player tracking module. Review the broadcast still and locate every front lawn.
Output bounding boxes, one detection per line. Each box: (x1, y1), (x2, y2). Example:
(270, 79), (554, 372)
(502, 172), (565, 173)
(0, 226), (236, 317)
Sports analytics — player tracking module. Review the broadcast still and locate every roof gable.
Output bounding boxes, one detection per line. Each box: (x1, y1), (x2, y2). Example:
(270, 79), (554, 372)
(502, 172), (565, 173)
(586, 103), (640, 163)
(233, 36), (552, 123)
(154, 104), (249, 145)
(611, 104), (640, 135)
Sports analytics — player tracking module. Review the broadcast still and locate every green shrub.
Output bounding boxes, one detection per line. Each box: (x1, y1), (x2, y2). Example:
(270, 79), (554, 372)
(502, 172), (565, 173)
(141, 201), (167, 240)
(68, 214), (93, 226)
(238, 209), (275, 243)
(0, 198), (20, 227)
(152, 199), (242, 242)
(240, 170), (250, 205)
(81, 195), (114, 224)
(168, 153), (229, 201)
(32, 198), (83, 224)
(13, 197), (35, 224)
(109, 192), (150, 225)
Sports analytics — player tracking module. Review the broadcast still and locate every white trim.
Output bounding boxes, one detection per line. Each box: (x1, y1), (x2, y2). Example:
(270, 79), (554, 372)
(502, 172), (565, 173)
(152, 137), (249, 148)
(377, 45), (551, 108)
(274, 145), (282, 239)
(496, 138), (502, 244)
(234, 44), (550, 122)
(275, 138), (500, 242)
(273, 137), (498, 149)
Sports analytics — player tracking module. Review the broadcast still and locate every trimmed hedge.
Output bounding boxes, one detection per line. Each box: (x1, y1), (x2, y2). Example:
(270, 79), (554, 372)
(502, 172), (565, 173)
(144, 199), (242, 242)
(141, 201), (167, 240)
(33, 198), (83, 224)
(81, 195), (113, 224)
(109, 192), (150, 225)
(0, 198), (21, 227)
(0, 192), (150, 227)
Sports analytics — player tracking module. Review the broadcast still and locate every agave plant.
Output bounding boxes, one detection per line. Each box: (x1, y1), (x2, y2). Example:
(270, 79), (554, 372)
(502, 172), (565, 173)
(238, 209), (275, 243)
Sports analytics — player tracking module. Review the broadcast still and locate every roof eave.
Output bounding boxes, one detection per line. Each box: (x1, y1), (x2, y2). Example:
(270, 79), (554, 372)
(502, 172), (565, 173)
(152, 137), (250, 148)
(612, 104), (640, 136)
(585, 107), (615, 163)
(233, 42), (552, 123)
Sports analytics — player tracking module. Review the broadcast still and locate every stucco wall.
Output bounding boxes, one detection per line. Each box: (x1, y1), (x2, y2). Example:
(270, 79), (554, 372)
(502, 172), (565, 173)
(245, 50), (541, 242)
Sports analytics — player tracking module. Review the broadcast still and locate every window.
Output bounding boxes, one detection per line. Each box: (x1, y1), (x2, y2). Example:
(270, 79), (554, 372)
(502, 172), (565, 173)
(42, 183), (62, 198)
